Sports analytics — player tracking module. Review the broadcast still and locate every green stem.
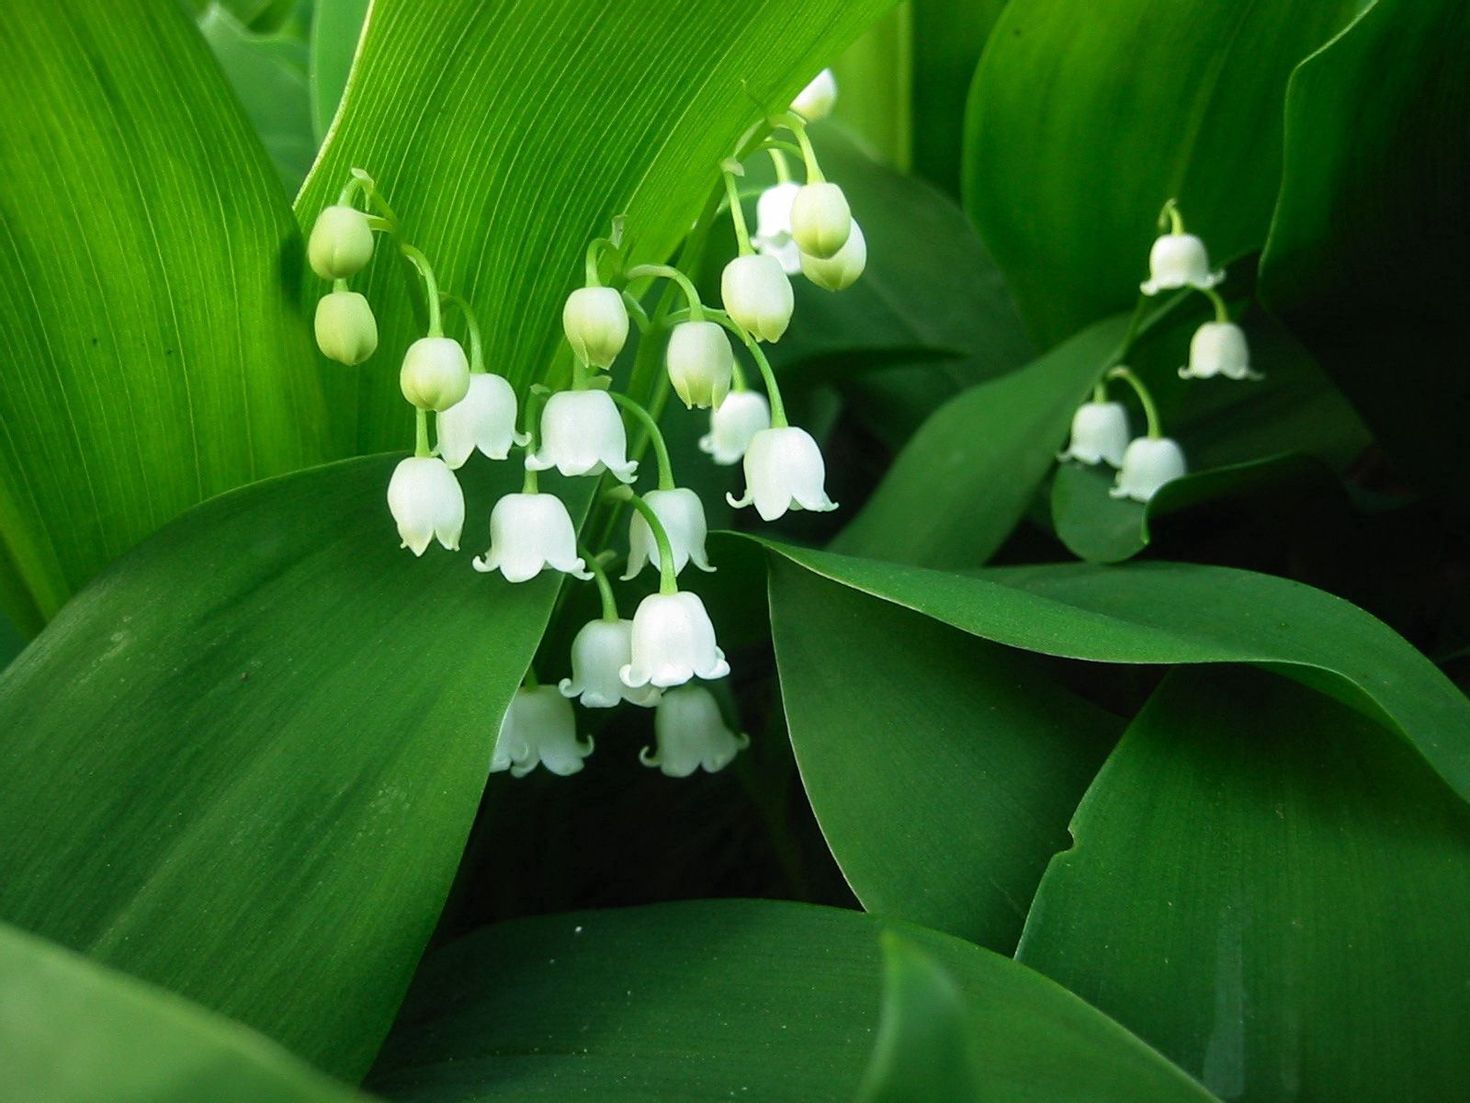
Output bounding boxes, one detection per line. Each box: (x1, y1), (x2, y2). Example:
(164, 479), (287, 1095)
(364, 215), (395, 234)
(1159, 197), (1183, 235)
(1092, 381), (1108, 404)
(610, 488), (679, 596)
(1107, 366), (1162, 439)
(351, 168), (400, 228)
(707, 310), (786, 427)
(585, 236), (619, 287)
(336, 176), (362, 207)
(771, 111), (823, 182)
(762, 141), (804, 166)
(579, 547), (620, 621)
(731, 355), (749, 392)
(1201, 286), (1231, 324)
(626, 263), (704, 321)
(522, 665), (539, 689)
(721, 161), (753, 256)
(621, 290), (653, 334)
(521, 385), (551, 454)
(608, 391), (675, 491)
(399, 244), (443, 336)
(440, 292), (484, 371)
(414, 408), (431, 457)
(332, 277), (348, 293)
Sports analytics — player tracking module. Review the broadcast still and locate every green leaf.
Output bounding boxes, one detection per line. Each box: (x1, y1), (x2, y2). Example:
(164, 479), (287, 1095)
(295, 0), (899, 455)
(748, 539), (1470, 806)
(829, 8), (912, 170)
(0, 921), (368, 1102)
(0, 456), (577, 1078)
(0, 0), (334, 633)
(1260, 0), (1470, 495)
(910, 0), (1008, 198)
(309, 0), (370, 140)
(1016, 666), (1470, 1102)
(768, 559), (1121, 950)
(365, 900), (1216, 1102)
(964, 0), (1361, 345)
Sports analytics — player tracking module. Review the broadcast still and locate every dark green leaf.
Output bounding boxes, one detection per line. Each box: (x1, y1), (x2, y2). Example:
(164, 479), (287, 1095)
(910, 0), (1008, 198)
(1017, 666), (1470, 1102)
(0, 456), (578, 1078)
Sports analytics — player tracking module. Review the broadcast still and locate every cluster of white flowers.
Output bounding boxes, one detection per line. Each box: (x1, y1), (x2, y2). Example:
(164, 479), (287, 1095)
(1058, 200), (1262, 503)
(307, 70), (855, 781)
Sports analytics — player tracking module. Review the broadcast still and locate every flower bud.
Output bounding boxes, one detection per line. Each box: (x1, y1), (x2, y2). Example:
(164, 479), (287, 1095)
(800, 219), (866, 291)
(1181, 322), (1258, 381)
(699, 391), (771, 466)
(307, 205), (374, 280)
(665, 321), (734, 410)
(791, 69), (838, 122)
(400, 336), (470, 412)
(314, 290), (378, 365)
(641, 685), (750, 777)
(1058, 401), (1130, 467)
(436, 373), (527, 468)
(559, 619), (661, 709)
(620, 591), (730, 691)
(563, 286), (630, 369)
(727, 426), (838, 522)
(526, 389), (637, 482)
(753, 183), (802, 275)
(387, 456), (464, 555)
(1110, 437), (1187, 503)
(1140, 234), (1222, 295)
(622, 487), (714, 580)
(493, 687), (594, 778)
(721, 254), (794, 342)
(790, 182), (852, 260)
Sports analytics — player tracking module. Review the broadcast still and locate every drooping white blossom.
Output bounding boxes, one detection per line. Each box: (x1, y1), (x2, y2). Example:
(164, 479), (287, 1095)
(314, 290), (378, 365)
(699, 391), (771, 466)
(721, 254), (794, 342)
(620, 591), (730, 691)
(400, 336), (471, 412)
(1058, 401), (1130, 467)
(1140, 234), (1223, 295)
(727, 426), (837, 521)
(472, 492), (591, 582)
(1110, 437), (1187, 503)
(493, 687), (594, 778)
(387, 456), (464, 555)
(790, 182), (852, 260)
(622, 487), (714, 580)
(800, 219), (866, 292)
(753, 183), (803, 275)
(437, 373), (526, 468)
(640, 684), (750, 777)
(307, 205), (374, 280)
(1181, 322), (1259, 381)
(563, 286), (630, 369)
(665, 321), (734, 410)
(526, 389), (637, 482)
(558, 619), (661, 708)
(791, 69), (838, 122)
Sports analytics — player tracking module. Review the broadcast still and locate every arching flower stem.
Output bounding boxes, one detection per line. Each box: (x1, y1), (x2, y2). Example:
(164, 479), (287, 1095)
(414, 408), (431, 458)
(626, 263), (704, 322)
(399, 243), (443, 336)
(706, 309), (787, 428)
(721, 159), (754, 256)
(1158, 197), (1184, 235)
(440, 291), (484, 372)
(608, 391), (675, 491)
(1107, 366), (1163, 440)
(606, 486), (679, 597)
(350, 168), (400, 228)
(1201, 286), (1231, 324)
(520, 385), (552, 493)
(769, 111), (824, 182)
(579, 546), (621, 622)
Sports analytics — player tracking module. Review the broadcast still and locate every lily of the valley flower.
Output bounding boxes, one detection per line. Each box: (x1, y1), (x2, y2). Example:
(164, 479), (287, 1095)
(1058, 401), (1130, 467)
(753, 183), (803, 275)
(563, 286), (630, 369)
(727, 426), (837, 521)
(387, 456), (464, 555)
(493, 687), (594, 778)
(400, 336), (471, 411)
(472, 492), (591, 582)
(620, 591), (730, 690)
(800, 220), (866, 291)
(1111, 437), (1187, 503)
(721, 254), (794, 342)
(526, 389), (637, 482)
(623, 487), (714, 580)
(307, 205), (374, 279)
(1181, 322), (1258, 381)
(791, 69), (838, 122)
(666, 321), (734, 409)
(314, 290), (378, 365)
(699, 391), (771, 466)
(437, 373), (526, 468)
(790, 182), (852, 260)
(559, 619), (661, 708)
(641, 685), (750, 777)
(1140, 233), (1223, 295)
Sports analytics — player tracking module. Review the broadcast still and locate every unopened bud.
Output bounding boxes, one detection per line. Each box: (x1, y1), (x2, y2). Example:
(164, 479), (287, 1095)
(563, 286), (630, 369)
(791, 69), (838, 122)
(307, 205), (374, 280)
(800, 219), (866, 291)
(790, 182), (851, 260)
(666, 320), (734, 410)
(314, 290), (378, 365)
(400, 336), (470, 412)
(721, 254), (794, 342)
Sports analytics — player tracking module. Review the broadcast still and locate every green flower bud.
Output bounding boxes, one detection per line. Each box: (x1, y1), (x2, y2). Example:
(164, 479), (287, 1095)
(400, 336), (471, 411)
(314, 291), (378, 365)
(800, 219), (867, 291)
(308, 205), (374, 280)
(790, 182), (852, 260)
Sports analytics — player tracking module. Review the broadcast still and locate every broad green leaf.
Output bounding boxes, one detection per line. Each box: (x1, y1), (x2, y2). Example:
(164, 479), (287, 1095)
(964, 0), (1360, 345)
(830, 8), (912, 169)
(1017, 666), (1470, 1102)
(309, 0), (371, 140)
(295, 0), (898, 455)
(366, 899), (1215, 1102)
(767, 560), (1121, 950)
(0, 456), (578, 1078)
(0, 0), (333, 634)
(749, 539), (1470, 805)
(909, 0), (1008, 198)
(1260, 0), (1470, 495)
(0, 922), (368, 1103)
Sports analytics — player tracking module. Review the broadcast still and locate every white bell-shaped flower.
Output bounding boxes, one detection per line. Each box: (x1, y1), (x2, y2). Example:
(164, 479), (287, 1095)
(563, 286), (630, 369)
(472, 492), (592, 582)
(721, 254), (794, 342)
(728, 426), (838, 521)
(400, 336), (471, 412)
(314, 290), (378, 365)
(492, 687), (594, 778)
(1058, 401), (1130, 467)
(640, 685), (750, 778)
(1140, 234), (1223, 295)
(526, 389), (637, 482)
(622, 488), (715, 580)
(558, 619), (661, 709)
(753, 183), (803, 275)
(307, 205), (374, 279)
(437, 373), (526, 468)
(699, 391), (771, 466)
(790, 182), (852, 260)
(620, 591), (730, 690)
(1111, 437), (1187, 503)
(800, 219), (866, 291)
(1181, 322), (1258, 381)
(791, 69), (838, 122)
(387, 456), (464, 555)
(666, 321), (734, 410)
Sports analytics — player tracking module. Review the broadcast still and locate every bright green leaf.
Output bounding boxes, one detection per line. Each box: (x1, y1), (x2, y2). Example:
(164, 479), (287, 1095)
(0, 0), (334, 634)
(1017, 666), (1470, 1102)
(0, 456), (580, 1079)
(309, 0), (370, 140)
